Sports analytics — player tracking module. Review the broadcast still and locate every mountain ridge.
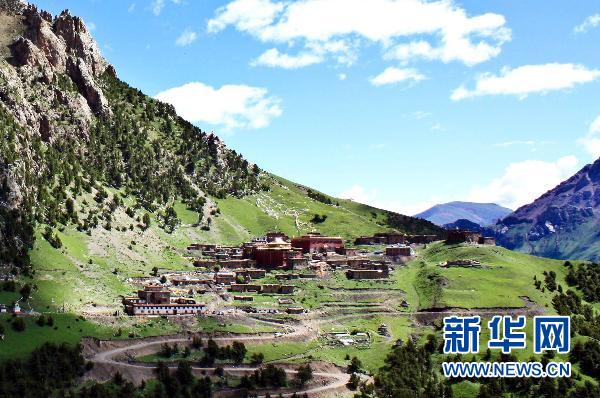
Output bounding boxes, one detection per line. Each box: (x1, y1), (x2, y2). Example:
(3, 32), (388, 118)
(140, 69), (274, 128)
(416, 201), (512, 226)
(496, 157), (600, 261)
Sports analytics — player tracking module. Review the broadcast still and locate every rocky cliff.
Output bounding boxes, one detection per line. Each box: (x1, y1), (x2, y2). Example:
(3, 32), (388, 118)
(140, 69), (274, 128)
(0, 1), (262, 268)
(496, 157), (600, 261)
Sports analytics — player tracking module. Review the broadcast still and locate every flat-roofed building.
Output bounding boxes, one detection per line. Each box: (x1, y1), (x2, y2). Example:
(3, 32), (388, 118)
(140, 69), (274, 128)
(215, 271), (236, 285)
(385, 246), (413, 257)
(123, 285), (205, 315)
(346, 269), (388, 280)
(291, 233), (344, 254)
(249, 239), (303, 270)
(233, 268), (266, 279)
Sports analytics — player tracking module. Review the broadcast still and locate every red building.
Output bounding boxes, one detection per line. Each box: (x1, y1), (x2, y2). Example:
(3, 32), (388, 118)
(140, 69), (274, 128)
(252, 246), (302, 269)
(245, 239), (303, 270)
(291, 233), (344, 254)
(266, 232), (290, 242)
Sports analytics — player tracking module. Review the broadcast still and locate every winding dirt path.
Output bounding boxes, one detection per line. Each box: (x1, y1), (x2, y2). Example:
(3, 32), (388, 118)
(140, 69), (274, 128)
(90, 320), (349, 397)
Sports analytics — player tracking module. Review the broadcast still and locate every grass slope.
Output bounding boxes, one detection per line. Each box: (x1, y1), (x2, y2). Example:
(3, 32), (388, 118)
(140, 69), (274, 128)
(404, 242), (568, 309)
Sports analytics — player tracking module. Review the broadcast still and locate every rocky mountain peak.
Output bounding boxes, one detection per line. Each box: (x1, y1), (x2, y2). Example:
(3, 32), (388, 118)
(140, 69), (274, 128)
(0, 2), (111, 142)
(496, 156), (600, 260)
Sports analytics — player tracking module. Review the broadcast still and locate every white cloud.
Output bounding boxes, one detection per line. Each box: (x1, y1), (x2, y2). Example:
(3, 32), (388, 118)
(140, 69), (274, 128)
(128, 3), (136, 13)
(451, 63), (600, 101)
(155, 82), (282, 130)
(411, 110), (431, 119)
(87, 21), (96, 31)
(574, 14), (600, 33)
(151, 0), (180, 16)
(151, 0), (165, 15)
(494, 140), (536, 148)
(430, 122), (443, 131)
(208, 0), (510, 69)
(338, 185), (441, 216)
(369, 67), (426, 86)
(468, 156), (579, 209)
(252, 48), (323, 69)
(338, 73), (347, 81)
(577, 115), (600, 158)
(175, 29), (198, 47)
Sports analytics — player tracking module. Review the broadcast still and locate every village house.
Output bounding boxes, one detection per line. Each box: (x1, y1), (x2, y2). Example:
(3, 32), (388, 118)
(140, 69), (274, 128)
(171, 277), (212, 286)
(376, 232), (407, 244)
(338, 248), (360, 256)
(229, 284), (262, 293)
(288, 257), (308, 267)
(286, 307), (305, 314)
(215, 271), (237, 285)
(234, 295), (254, 301)
(347, 258), (371, 268)
(261, 284), (295, 294)
(291, 232), (344, 254)
(347, 269), (388, 280)
(123, 285), (205, 315)
(193, 259), (217, 268)
(385, 246), (413, 257)
(219, 259), (256, 268)
(354, 236), (383, 245)
(266, 232), (290, 242)
(446, 230), (482, 245)
(233, 268), (266, 279)
(248, 239), (303, 270)
(346, 261), (390, 280)
(326, 258), (348, 268)
(478, 236), (496, 245)
(407, 234), (438, 244)
(354, 232), (407, 246)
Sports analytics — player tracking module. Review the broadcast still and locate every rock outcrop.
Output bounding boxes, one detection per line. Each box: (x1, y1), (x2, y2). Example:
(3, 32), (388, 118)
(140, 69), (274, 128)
(0, 4), (110, 143)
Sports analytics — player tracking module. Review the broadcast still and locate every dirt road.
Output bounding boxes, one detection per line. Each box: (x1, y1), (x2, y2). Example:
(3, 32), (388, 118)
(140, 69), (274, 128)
(90, 320), (350, 397)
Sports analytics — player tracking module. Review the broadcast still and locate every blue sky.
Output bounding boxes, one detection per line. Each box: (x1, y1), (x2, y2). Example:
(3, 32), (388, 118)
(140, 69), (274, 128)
(35, 0), (600, 215)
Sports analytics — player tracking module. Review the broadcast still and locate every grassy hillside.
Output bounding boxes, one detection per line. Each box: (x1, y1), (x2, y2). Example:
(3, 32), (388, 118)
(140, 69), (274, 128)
(213, 175), (439, 244)
(21, 175), (438, 314)
(403, 242), (569, 309)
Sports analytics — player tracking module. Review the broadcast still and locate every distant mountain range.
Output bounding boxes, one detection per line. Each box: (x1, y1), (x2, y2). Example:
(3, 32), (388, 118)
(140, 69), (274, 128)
(416, 201), (512, 226)
(496, 157), (600, 261)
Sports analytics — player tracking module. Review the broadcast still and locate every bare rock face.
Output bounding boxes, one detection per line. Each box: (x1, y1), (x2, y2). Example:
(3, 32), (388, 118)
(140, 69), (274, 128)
(0, 4), (111, 146)
(54, 10), (107, 77)
(0, 0), (25, 15)
(22, 5), (67, 72)
(67, 56), (110, 116)
(0, 164), (22, 210)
